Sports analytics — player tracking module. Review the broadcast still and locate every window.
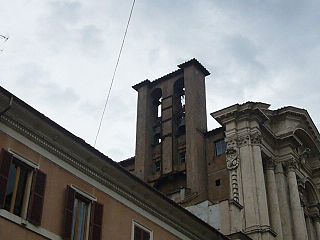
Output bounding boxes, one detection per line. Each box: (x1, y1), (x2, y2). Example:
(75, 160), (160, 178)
(72, 196), (91, 240)
(152, 126), (161, 145)
(154, 160), (161, 172)
(174, 79), (186, 136)
(151, 88), (162, 145)
(132, 221), (152, 240)
(64, 186), (103, 240)
(178, 151), (186, 164)
(215, 179), (221, 186)
(215, 139), (226, 157)
(0, 149), (46, 226)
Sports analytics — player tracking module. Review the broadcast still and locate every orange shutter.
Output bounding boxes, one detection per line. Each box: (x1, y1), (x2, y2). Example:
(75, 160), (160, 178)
(28, 169), (47, 226)
(0, 149), (12, 208)
(90, 201), (103, 240)
(64, 186), (76, 240)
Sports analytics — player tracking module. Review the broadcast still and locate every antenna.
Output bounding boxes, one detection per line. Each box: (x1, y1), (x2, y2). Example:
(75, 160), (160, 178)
(0, 34), (9, 53)
(0, 35), (9, 41)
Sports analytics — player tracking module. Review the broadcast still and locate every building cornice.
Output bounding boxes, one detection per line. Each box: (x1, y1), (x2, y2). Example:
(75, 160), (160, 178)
(211, 102), (270, 126)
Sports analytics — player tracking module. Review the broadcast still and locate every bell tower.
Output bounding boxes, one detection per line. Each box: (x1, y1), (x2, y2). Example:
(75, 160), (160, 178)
(133, 59), (210, 202)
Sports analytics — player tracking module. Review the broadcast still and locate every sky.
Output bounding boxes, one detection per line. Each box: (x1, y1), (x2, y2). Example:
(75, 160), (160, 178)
(1, 0), (319, 162)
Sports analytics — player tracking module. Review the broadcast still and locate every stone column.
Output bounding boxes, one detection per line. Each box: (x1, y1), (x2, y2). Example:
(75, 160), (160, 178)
(305, 216), (316, 240)
(238, 134), (260, 230)
(275, 162), (293, 239)
(265, 160), (283, 239)
(287, 160), (308, 240)
(313, 216), (320, 239)
(251, 133), (270, 230)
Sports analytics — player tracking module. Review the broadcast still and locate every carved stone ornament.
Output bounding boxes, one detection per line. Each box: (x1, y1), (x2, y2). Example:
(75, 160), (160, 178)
(226, 147), (239, 170)
(231, 171), (239, 202)
(299, 148), (311, 165)
(299, 191), (306, 208)
(250, 132), (262, 145)
(226, 137), (237, 149)
(285, 158), (298, 172)
(237, 134), (250, 147)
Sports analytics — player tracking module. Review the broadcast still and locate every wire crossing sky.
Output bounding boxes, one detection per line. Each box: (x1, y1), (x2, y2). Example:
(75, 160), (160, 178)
(94, 0), (136, 147)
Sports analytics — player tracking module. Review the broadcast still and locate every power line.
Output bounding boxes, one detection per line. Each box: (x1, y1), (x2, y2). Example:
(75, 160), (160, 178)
(94, 0), (136, 147)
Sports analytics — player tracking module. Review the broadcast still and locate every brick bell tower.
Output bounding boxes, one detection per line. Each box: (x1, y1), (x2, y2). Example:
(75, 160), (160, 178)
(133, 59), (210, 202)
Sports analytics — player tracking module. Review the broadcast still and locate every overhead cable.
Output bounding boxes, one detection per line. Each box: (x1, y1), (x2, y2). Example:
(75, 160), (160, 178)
(94, 0), (136, 147)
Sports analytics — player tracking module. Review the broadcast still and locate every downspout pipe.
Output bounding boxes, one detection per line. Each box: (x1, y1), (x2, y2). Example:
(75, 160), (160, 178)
(0, 96), (13, 116)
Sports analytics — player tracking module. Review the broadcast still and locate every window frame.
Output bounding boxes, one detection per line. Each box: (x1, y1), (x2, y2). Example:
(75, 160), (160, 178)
(131, 220), (153, 240)
(5, 150), (38, 219)
(154, 160), (161, 173)
(214, 139), (226, 157)
(0, 149), (46, 226)
(178, 151), (186, 164)
(65, 185), (103, 240)
(71, 193), (92, 240)
(9, 150), (39, 170)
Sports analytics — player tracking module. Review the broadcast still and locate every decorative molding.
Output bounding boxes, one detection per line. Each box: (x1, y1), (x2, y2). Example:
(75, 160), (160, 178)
(226, 147), (239, 170)
(229, 199), (243, 210)
(297, 177), (307, 189)
(251, 132), (262, 145)
(237, 134), (250, 147)
(236, 132), (262, 147)
(284, 158), (298, 172)
(230, 170), (239, 202)
(226, 138), (240, 203)
(299, 191), (306, 208)
(226, 137), (237, 149)
(244, 225), (275, 236)
(299, 148), (312, 165)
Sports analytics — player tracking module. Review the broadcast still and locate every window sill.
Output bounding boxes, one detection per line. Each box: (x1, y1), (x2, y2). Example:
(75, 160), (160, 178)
(0, 209), (62, 240)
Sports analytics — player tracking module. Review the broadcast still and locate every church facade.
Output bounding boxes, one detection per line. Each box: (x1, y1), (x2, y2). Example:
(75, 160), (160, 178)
(121, 59), (320, 240)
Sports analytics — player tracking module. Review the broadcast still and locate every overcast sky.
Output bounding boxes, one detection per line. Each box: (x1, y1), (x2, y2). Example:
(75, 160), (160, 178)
(1, 0), (319, 161)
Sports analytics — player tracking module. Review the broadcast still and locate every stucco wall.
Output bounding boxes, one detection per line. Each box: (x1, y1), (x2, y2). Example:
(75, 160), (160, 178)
(0, 131), (180, 240)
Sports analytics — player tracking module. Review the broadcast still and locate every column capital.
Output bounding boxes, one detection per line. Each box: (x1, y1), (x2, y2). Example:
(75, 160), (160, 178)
(265, 159), (275, 170)
(284, 158), (298, 172)
(274, 162), (284, 174)
(250, 132), (262, 145)
(237, 134), (250, 147)
(225, 136), (237, 149)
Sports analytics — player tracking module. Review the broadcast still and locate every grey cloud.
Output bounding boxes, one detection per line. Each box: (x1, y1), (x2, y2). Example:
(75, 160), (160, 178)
(3, 0), (320, 160)
(16, 63), (80, 106)
(49, 0), (82, 24)
(38, 1), (105, 57)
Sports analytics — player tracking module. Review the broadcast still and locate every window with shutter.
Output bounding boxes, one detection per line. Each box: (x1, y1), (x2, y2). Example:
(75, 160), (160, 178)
(132, 222), (152, 240)
(0, 149), (46, 226)
(64, 185), (103, 240)
(27, 169), (47, 225)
